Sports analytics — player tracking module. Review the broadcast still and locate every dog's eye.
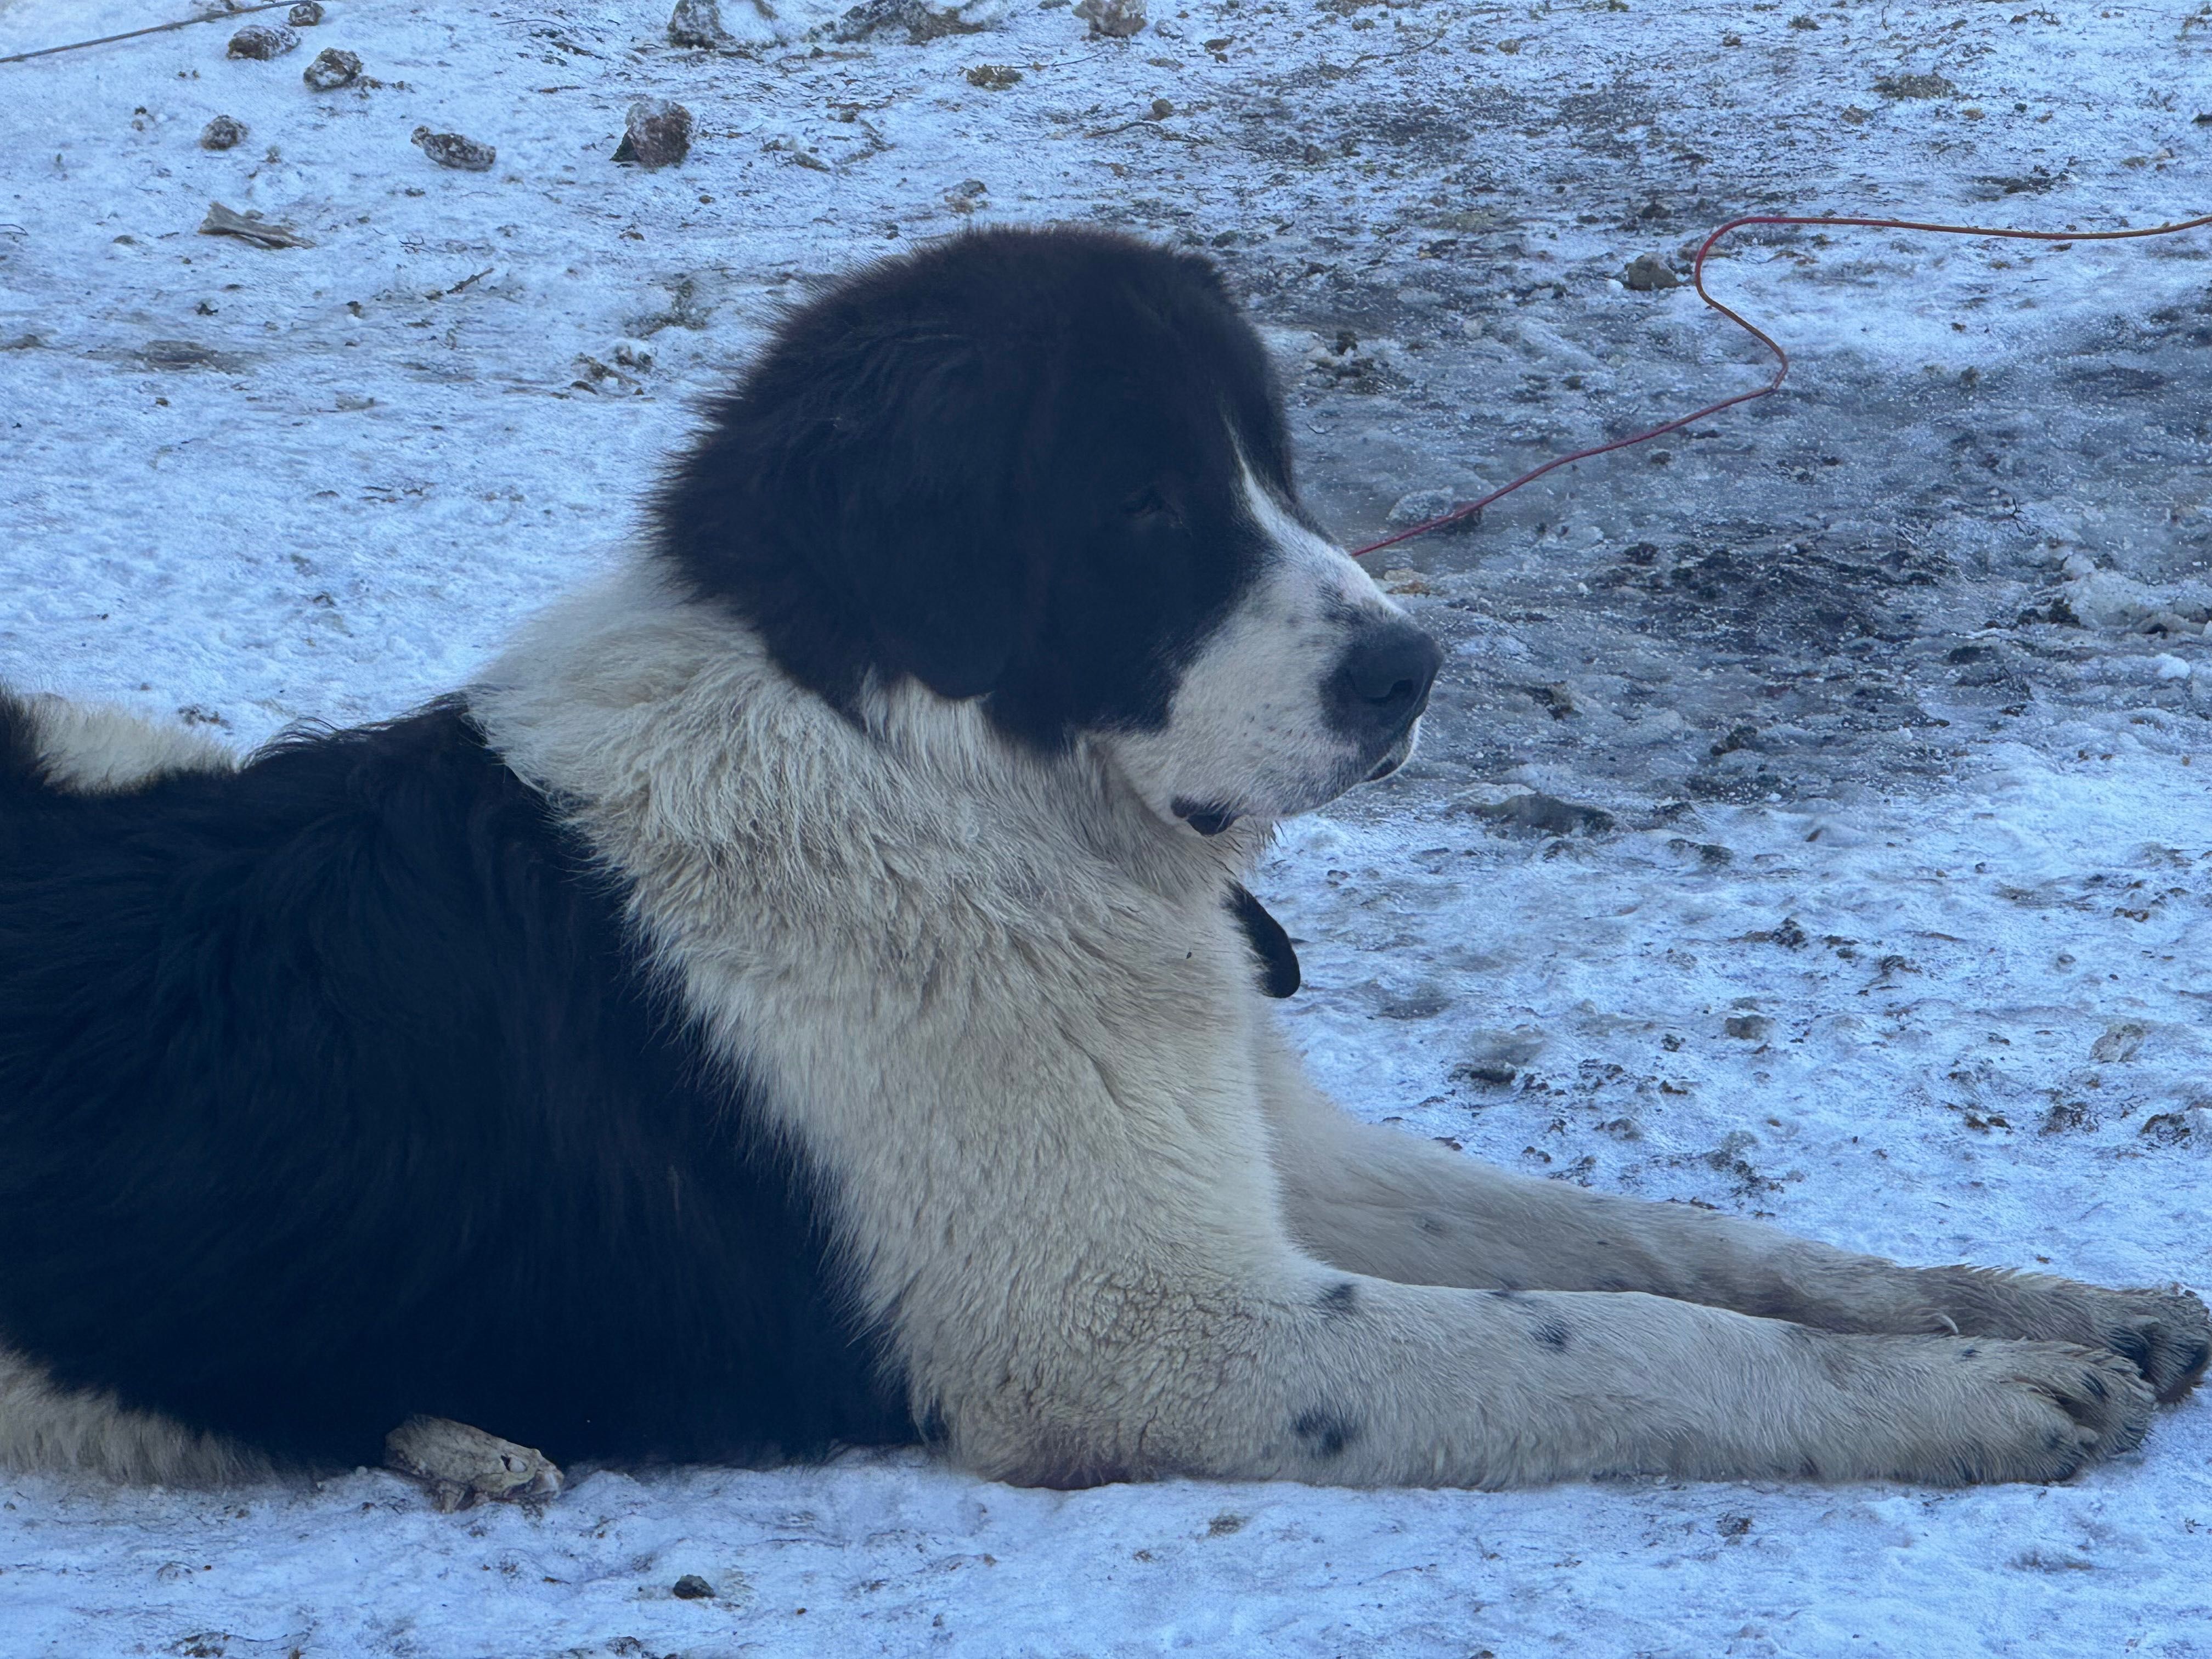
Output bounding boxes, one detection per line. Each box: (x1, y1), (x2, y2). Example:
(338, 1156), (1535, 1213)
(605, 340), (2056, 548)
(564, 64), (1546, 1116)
(1121, 486), (1176, 523)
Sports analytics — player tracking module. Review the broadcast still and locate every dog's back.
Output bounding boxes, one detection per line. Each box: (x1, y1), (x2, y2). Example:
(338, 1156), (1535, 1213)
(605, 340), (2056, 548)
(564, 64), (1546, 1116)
(0, 694), (911, 1475)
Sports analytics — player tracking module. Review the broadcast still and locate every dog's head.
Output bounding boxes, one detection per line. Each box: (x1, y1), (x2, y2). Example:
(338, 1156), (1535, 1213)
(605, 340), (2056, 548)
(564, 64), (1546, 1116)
(655, 226), (1440, 834)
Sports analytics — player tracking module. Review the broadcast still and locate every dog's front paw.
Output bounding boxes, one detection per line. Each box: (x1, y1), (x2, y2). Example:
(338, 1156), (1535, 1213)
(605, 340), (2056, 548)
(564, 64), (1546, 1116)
(1922, 1269), (2211, 1404)
(1888, 1340), (2155, 1485)
(2083, 1288), (2211, 1404)
(384, 1415), (564, 1512)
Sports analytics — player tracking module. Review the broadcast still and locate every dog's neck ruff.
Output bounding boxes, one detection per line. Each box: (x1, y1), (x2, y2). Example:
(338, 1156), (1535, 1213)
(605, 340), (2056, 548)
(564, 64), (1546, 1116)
(473, 561), (1268, 970)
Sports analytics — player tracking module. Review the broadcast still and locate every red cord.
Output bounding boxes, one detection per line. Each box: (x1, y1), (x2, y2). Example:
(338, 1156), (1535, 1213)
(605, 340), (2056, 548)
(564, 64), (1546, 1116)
(1348, 207), (2212, 561)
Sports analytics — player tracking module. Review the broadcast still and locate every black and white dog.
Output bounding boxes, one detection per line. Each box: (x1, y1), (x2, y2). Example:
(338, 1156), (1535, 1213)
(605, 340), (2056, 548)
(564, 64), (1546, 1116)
(0, 228), (2203, 1500)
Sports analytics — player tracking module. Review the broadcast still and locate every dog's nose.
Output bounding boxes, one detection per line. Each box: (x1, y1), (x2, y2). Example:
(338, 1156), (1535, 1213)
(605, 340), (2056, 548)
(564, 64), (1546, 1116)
(1329, 620), (1443, 741)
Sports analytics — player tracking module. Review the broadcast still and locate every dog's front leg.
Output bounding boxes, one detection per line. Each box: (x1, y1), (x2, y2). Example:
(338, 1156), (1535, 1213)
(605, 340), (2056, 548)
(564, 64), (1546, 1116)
(923, 1253), (2153, 1489)
(1254, 1036), (2210, 1402)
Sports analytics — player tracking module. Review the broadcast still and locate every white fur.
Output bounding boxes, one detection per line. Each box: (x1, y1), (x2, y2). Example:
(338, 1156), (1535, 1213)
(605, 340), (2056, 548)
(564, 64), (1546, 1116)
(471, 561), (2174, 1487)
(17, 694), (238, 794)
(0, 1348), (266, 1485)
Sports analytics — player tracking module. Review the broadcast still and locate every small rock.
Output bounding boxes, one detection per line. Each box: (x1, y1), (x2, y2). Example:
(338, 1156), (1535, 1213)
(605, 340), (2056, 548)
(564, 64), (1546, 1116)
(1874, 71), (1957, 99)
(2090, 1021), (2147, 1064)
(1074, 0), (1147, 37)
(1723, 1014), (1773, 1041)
(1148, 97), (1175, 119)
(385, 1415), (562, 1513)
(413, 126), (496, 171)
(671, 1573), (717, 1600)
(302, 47), (362, 89)
(198, 200), (312, 249)
(967, 64), (1023, 89)
(1453, 1060), (1519, 1087)
(1622, 253), (1679, 291)
(2152, 652), (2193, 680)
(831, 0), (986, 42)
(1463, 793), (1616, 837)
(943, 177), (988, 213)
(288, 1), (325, 23)
(199, 114), (248, 151)
(1454, 1025), (1547, 1089)
(227, 25), (299, 58)
(1386, 487), (1477, 532)
(613, 99), (693, 168)
(669, 0), (735, 47)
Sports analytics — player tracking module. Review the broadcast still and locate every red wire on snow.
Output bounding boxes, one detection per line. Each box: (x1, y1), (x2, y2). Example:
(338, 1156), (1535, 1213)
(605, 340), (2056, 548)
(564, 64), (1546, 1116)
(1348, 207), (2212, 561)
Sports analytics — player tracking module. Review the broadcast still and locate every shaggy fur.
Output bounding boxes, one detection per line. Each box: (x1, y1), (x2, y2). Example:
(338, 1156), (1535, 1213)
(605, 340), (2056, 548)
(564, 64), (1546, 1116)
(0, 227), (2202, 1492)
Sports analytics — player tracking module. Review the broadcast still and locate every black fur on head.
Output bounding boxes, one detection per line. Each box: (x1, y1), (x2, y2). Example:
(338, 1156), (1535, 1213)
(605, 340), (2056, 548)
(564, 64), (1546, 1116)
(653, 225), (1311, 752)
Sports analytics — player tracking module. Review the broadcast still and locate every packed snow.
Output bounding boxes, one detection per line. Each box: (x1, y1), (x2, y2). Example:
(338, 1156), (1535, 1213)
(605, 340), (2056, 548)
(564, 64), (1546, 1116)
(1, 0), (2208, 1652)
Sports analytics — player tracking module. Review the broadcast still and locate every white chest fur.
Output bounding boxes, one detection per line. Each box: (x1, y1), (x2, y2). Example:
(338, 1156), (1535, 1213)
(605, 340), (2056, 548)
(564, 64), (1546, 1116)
(472, 566), (1294, 1453)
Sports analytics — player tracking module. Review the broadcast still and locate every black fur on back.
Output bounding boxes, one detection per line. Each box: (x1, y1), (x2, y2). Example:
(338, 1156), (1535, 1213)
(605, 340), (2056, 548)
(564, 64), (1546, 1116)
(653, 225), (1316, 753)
(0, 700), (912, 1468)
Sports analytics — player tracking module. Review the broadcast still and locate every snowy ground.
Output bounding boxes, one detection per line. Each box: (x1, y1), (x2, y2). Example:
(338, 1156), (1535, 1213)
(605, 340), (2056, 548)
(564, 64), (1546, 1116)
(3, 0), (2210, 1652)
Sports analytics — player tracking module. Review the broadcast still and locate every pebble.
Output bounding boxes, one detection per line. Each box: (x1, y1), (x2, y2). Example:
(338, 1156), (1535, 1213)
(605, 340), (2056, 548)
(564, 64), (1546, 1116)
(1622, 253), (1679, 291)
(943, 177), (989, 213)
(288, 1), (325, 23)
(668, 0), (733, 48)
(1463, 793), (1616, 837)
(1073, 0), (1147, 37)
(1875, 72), (1956, 99)
(613, 99), (693, 168)
(302, 47), (362, 90)
(1386, 488), (1460, 528)
(412, 126), (496, 171)
(671, 1574), (717, 1600)
(830, 0), (985, 43)
(199, 114), (248, 151)
(198, 201), (312, 249)
(227, 25), (299, 59)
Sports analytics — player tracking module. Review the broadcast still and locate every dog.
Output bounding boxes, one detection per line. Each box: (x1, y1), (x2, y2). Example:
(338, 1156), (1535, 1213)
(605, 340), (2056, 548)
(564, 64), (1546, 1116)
(0, 227), (2203, 1500)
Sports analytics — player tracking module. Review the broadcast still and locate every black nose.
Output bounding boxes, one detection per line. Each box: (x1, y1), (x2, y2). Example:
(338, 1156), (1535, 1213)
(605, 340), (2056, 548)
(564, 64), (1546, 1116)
(1328, 620), (1443, 743)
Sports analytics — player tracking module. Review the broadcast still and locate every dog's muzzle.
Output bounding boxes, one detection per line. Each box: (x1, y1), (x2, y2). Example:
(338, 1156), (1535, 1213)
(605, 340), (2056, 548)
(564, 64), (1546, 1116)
(1327, 619), (1443, 760)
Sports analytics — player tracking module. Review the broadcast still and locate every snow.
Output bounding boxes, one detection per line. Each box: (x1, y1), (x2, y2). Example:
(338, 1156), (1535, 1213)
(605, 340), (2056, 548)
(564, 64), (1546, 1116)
(2, 0), (2210, 1652)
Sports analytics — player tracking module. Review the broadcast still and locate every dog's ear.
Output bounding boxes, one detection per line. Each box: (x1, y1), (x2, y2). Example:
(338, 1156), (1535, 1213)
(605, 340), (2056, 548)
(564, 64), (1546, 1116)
(801, 328), (1032, 703)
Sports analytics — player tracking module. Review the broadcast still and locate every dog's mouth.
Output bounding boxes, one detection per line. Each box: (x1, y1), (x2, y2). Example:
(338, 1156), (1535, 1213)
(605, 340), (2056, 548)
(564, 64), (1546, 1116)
(1363, 737), (1414, 785)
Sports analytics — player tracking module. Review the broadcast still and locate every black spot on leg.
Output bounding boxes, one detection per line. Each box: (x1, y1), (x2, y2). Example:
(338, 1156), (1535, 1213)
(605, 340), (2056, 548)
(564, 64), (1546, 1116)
(1292, 1409), (1361, 1460)
(1317, 1281), (1358, 1318)
(1533, 1318), (1571, 1352)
